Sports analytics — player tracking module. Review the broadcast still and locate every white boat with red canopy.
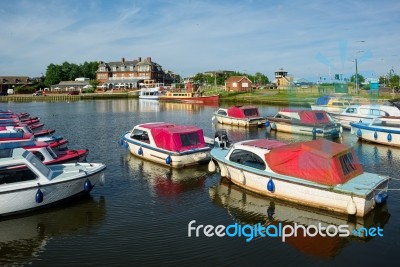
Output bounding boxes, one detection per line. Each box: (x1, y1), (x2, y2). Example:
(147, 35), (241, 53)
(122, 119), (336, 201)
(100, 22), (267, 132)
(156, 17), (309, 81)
(212, 106), (266, 127)
(209, 137), (390, 217)
(120, 122), (212, 168)
(266, 109), (342, 138)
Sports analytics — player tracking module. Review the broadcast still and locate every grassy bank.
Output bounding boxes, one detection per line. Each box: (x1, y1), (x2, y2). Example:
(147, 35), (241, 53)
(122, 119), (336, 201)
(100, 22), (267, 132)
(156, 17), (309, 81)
(1, 86), (397, 106)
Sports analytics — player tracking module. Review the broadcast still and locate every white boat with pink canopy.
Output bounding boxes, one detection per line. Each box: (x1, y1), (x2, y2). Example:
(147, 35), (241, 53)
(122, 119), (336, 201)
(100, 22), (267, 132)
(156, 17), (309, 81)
(209, 137), (390, 217)
(119, 122), (212, 168)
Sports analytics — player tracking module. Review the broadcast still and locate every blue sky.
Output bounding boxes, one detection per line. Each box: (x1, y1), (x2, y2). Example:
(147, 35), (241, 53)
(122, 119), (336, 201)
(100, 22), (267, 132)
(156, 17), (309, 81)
(1, 0), (399, 82)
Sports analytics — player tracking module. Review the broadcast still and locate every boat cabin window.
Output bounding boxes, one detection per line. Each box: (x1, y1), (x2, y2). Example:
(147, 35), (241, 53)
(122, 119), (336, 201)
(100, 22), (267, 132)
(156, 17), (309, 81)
(229, 149), (266, 170)
(372, 119), (400, 128)
(243, 109), (259, 117)
(217, 110), (227, 116)
(338, 152), (357, 176)
(32, 151), (45, 161)
(345, 107), (356, 114)
(332, 102), (344, 106)
(131, 129), (150, 143)
(180, 132), (200, 146)
(0, 167), (38, 184)
(359, 108), (388, 116)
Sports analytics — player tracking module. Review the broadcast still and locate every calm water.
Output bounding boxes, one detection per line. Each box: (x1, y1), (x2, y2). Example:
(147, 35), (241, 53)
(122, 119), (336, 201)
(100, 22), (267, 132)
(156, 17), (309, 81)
(1, 99), (400, 266)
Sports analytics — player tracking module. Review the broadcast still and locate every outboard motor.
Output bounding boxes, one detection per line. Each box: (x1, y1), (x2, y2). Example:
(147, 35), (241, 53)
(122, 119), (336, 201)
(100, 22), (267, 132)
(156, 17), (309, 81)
(214, 129), (231, 149)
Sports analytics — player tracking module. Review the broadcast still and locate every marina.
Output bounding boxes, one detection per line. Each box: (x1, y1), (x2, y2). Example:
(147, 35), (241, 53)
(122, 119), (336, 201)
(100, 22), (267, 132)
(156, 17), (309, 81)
(1, 99), (400, 266)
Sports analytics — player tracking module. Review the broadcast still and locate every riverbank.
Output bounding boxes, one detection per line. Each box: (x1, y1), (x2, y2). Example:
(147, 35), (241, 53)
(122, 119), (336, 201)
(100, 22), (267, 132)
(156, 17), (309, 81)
(1, 88), (397, 106)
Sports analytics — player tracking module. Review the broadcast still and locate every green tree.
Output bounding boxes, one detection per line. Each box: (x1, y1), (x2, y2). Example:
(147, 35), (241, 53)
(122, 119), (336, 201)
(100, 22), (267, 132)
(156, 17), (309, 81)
(350, 73), (365, 84)
(387, 68), (399, 89)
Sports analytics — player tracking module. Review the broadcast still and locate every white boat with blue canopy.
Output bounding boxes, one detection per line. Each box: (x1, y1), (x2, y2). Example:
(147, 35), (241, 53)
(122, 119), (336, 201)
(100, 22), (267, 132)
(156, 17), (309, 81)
(208, 136), (390, 217)
(350, 116), (400, 147)
(0, 148), (106, 216)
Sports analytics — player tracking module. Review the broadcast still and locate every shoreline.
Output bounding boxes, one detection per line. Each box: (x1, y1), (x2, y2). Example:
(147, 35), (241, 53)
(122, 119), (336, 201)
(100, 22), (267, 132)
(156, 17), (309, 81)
(1, 90), (396, 107)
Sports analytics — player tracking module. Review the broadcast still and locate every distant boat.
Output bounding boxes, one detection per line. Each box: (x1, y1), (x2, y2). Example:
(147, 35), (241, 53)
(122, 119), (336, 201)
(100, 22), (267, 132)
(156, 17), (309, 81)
(266, 109), (342, 138)
(311, 95), (351, 113)
(350, 116), (400, 147)
(159, 91), (219, 105)
(212, 106), (266, 127)
(138, 83), (166, 100)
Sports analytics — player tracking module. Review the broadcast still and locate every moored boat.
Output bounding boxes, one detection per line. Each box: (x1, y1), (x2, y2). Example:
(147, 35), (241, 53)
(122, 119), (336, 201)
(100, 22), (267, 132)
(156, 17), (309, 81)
(212, 106), (266, 127)
(209, 137), (390, 217)
(0, 148), (106, 216)
(0, 140), (88, 166)
(350, 116), (400, 147)
(0, 132), (68, 150)
(329, 104), (400, 129)
(138, 83), (166, 100)
(159, 91), (219, 104)
(119, 122), (212, 168)
(310, 95), (351, 113)
(266, 109), (342, 138)
(0, 125), (55, 137)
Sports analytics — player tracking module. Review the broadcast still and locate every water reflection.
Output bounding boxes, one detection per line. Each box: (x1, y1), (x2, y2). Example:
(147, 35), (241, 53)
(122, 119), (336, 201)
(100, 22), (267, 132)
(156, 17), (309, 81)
(139, 99), (160, 113)
(0, 196), (106, 266)
(209, 178), (390, 259)
(124, 155), (209, 198)
(212, 123), (266, 143)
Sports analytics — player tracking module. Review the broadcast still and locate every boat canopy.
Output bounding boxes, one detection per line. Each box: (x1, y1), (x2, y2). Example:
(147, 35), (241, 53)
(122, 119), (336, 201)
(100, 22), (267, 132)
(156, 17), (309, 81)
(141, 123), (206, 152)
(265, 139), (363, 186)
(298, 110), (331, 124)
(315, 95), (331, 105)
(227, 106), (260, 118)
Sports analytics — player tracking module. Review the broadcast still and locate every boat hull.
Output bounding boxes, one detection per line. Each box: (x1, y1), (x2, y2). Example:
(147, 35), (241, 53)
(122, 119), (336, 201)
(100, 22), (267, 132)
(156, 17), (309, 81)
(267, 119), (342, 138)
(351, 123), (400, 147)
(213, 114), (266, 127)
(211, 148), (389, 217)
(159, 95), (219, 104)
(329, 113), (374, 130)
(0, 170), (105, 216)
(122, 134), (211, 168)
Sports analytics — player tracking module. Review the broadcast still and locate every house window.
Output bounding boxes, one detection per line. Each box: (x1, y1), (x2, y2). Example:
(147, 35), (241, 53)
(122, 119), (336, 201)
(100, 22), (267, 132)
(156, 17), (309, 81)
(100, 67), (105, 71)
(113, 66), (117, 71)
(130, 66), (134, 71)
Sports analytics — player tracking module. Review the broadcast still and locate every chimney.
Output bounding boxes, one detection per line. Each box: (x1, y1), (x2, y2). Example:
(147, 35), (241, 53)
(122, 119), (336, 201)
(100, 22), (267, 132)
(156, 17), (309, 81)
(147, 57), (151, 62)
(121, 57), (125, 63)
(138, 57), (141, 62)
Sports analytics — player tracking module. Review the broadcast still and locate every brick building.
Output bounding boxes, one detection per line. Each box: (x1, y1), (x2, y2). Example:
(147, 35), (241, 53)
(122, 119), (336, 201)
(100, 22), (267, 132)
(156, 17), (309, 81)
(96, 57), (175, 90)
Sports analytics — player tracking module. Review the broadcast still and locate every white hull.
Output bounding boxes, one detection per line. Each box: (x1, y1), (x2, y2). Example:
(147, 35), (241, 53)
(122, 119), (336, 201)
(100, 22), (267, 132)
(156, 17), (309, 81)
(351, 126), (400, 147)
(330, 113), (374, 129)
(124, 135), (211, 168)
(213, 115), (266, 127)
(215, 160), (387, 217)
(269, 121), (342, 137)
(0, 171), (104, 216)
(139, 95), (159, 100)
(310, 105), (346, 114)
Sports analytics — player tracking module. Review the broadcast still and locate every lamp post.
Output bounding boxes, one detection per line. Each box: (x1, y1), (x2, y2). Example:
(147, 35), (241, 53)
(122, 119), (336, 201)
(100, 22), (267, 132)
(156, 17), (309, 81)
(354, 50), (364, 94)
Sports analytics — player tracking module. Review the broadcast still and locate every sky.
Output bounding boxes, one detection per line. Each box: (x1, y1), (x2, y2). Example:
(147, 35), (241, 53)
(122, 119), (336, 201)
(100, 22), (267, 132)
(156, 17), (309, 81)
(1, 0), (399, 82)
